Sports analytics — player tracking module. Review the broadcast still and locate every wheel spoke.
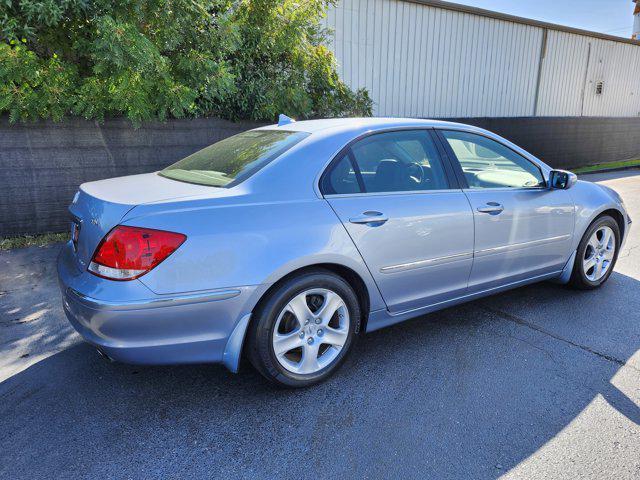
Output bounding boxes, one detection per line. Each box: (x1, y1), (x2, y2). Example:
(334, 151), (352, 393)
(583, 256), (596, 272)
(315, 291), (343, 324)
(594, 261), (603, 279)
(588, 235), (599, 250)
(299, 343), (321, 374)
(604, 248), (616, 261)
(273, 330), (303, 356)
(601, 228), (613, 248)
(321, 326), (348, 348)
(286, 293), (313, 325)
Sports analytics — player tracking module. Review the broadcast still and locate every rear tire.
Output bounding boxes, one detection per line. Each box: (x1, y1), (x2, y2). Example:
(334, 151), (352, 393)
(246, 269), (361, 388)
(569, 215), (620, 290)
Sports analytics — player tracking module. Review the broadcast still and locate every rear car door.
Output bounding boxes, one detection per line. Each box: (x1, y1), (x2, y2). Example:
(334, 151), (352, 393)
(321, 129), (474, 313)
(437, 129), (575, 292)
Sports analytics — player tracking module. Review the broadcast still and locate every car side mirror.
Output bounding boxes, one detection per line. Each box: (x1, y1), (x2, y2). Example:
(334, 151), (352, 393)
(549, 169), (577, 190)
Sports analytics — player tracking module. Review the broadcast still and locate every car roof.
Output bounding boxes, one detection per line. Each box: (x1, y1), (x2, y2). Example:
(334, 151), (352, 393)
(255, 117), (471, 134)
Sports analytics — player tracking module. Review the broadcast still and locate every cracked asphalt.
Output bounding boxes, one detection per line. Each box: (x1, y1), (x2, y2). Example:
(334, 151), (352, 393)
(1, 170), (639, 479)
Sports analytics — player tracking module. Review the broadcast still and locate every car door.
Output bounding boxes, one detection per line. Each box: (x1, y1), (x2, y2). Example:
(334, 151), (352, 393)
(321, 129), (474, 313)
(436, 129), (575, 292)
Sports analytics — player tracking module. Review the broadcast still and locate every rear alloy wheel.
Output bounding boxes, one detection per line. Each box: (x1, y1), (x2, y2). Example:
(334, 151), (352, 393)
(570, 215), (620, 289)
(246, 270), (360, 387)
(272, 288), (350, 375)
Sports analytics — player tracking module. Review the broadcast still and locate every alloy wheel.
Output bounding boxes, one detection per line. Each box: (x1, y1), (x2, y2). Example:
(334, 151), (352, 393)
(272, 288), (349, 375)
(582, 225), (616, 282)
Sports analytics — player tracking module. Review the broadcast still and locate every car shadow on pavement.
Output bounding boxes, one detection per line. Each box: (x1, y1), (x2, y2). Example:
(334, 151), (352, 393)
(2, 272), (640, 479)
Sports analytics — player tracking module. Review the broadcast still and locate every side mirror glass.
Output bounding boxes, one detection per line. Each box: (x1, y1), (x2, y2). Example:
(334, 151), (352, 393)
(549, 169), (577, 190)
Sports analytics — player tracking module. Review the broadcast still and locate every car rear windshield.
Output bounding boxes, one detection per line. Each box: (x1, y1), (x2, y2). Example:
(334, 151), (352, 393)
(159, 130), (309, 187)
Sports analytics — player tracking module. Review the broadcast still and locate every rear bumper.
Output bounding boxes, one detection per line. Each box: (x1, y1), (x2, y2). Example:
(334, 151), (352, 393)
(57, 242), (263, 371)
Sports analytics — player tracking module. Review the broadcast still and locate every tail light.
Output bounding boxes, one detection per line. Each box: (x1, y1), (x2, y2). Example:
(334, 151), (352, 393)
(88, 226), (186, 281)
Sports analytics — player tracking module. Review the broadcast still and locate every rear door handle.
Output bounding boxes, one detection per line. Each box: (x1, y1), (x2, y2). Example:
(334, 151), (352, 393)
(349, 211), (389, 225)
(477, 202), (504, 214)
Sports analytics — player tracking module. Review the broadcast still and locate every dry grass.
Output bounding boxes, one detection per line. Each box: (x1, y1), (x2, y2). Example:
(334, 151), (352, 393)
(0, 232), (69, 250)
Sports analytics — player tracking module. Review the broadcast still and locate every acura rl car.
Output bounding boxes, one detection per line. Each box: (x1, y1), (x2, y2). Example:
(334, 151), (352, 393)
(58, 117), (631, 387)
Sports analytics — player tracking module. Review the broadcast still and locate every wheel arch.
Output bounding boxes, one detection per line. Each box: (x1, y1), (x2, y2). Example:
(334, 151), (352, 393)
(250, 263), (373, 334)
(558, 208), (625, 285)
(598, 208), (626, 241)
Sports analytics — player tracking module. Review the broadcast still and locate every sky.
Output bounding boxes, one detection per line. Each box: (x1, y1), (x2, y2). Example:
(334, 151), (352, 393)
(455, 0), (635, 38)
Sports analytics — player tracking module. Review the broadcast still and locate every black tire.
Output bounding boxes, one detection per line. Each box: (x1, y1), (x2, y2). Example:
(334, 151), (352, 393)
(569, 215), (620, 290)
(245, 269), (361, 388)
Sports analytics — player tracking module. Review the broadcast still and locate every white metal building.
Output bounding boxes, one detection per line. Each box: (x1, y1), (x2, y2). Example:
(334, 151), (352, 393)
(323, 0), (640, 118)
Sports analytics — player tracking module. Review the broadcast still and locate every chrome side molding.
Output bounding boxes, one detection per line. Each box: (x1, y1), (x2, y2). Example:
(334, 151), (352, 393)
(380, 252), (473, 273)
(67, 287), (242, 311)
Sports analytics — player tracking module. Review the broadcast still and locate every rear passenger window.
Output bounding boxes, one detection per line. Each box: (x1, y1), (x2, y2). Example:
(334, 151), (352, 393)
(322, 154), (361, 195)
(321, 130), (449, 195)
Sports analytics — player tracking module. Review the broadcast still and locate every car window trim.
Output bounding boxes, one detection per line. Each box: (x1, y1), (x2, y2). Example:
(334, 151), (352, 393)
(433, 128), (548, 190)
(428, 129), (461, 189)
(323, 189), (465, 199)
(346, 150), (367, 193)
(319, 127), (459, 198)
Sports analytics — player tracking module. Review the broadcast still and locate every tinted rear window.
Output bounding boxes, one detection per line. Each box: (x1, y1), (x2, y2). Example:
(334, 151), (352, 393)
(159, 130), (309, 187)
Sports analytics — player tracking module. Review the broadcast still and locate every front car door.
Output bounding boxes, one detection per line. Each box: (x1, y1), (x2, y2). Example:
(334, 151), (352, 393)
(436, 129), (575, 292)
(321, 129), (474, 314)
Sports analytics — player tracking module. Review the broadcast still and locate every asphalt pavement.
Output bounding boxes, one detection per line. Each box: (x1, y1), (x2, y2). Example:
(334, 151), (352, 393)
(1, 170), (639, 479)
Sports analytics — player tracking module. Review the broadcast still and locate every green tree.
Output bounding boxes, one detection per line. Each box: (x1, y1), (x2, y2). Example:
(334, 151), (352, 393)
(0, 0), (371, 124)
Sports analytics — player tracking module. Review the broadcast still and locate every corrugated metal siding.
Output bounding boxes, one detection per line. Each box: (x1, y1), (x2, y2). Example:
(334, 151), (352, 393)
(581, 37), (640, 116)
(535, 30), (591, 116)
(324, 0), (640, 118)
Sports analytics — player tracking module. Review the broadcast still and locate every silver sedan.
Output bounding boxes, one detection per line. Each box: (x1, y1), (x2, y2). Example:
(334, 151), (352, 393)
(58, 117), (631, 387)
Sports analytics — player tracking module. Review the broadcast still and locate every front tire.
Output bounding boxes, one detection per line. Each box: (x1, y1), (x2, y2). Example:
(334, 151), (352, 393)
(246, 269), (361, 388)
(569, 215), (620, 290)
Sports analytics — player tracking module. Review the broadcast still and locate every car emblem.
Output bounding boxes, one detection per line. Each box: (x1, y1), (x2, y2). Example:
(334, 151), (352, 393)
(91, 218), (99, 226)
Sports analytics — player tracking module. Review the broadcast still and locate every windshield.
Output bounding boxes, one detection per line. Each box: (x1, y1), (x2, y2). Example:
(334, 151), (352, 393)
(159, 130), (309, 187)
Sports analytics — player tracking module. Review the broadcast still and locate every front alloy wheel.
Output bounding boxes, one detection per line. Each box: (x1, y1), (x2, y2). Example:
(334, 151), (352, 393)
(582, 225), (616, 282)
(570, 215), (620, 289)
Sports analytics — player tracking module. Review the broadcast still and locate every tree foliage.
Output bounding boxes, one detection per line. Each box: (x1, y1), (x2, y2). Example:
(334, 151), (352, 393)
(0, 0), (372, 124)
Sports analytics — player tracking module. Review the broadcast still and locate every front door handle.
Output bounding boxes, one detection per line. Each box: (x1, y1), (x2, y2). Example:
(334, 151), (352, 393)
(477, 202), (504, 214)
(349, 211), (389, 225)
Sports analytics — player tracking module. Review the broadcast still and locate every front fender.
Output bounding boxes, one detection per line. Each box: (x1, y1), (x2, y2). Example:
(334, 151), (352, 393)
(569, 180), (629, 250)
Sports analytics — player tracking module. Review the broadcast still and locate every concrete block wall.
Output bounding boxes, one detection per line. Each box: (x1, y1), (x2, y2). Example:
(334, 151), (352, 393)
(1, 115), (639, 236)
(0, 117), (262, 236)
(451, 117), (640, 170)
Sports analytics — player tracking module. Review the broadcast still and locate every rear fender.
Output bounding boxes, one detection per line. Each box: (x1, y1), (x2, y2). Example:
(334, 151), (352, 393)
(125, 198), (386, 313)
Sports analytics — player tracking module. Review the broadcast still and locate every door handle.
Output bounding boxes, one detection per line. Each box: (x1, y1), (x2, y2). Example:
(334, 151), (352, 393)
(349, 211), (389, 225)
(477, 202), (504, 214)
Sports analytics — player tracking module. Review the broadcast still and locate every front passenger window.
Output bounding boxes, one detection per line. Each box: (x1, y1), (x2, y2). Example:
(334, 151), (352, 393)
(441, 130), (545, 189)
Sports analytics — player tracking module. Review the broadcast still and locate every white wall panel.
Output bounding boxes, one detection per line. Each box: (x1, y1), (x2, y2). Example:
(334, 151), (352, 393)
(324, 0), (640, 118)
(581, 38), (640, 116)
(536, 31), (591, 116)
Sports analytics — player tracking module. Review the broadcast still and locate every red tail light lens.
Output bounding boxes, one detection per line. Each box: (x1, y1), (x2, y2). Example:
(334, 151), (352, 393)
(88, 226), (186, 281)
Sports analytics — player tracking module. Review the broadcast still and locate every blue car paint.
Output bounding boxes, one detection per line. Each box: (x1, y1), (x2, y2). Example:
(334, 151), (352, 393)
(57, 118), (631, 372)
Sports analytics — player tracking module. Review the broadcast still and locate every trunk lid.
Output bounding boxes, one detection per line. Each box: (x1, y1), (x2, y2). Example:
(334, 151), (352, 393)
(68, 172), (217, 268)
